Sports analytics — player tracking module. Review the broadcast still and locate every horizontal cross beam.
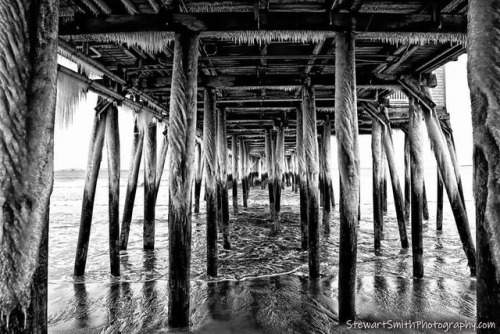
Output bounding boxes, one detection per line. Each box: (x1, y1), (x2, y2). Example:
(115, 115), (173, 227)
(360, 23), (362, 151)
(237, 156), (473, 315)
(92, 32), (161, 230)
(60, 12), (466, 35)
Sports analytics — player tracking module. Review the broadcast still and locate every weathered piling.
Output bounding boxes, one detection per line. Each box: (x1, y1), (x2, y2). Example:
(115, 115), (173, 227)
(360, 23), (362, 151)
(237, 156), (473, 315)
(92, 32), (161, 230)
(381, 107), (409, 249)
(318, 137), (325, 207)
(0, 1), (57, 330)
(106, 104), (120, 276)
(297, 105), (308, 250)
(75, 101), (110, 276)
(418, 87), (476, 275)
(273, 124), (285, 233)
(194, 142), (203, 213)
(382, 151), (388, 215)
(240, 137), (248, 208)
(322, 116), (333, 234)
(303, 78), (320, 279)
(404, 133), (411, 221)
(423, 181), (430, 220)
(372, 116), (383, 252)
(120, 121), (143, 250)
(437, 171), (444, 231)
(167, 31), (199, 328)
(155, 124), (169, 202)
(203, 88), (218, 277)
(265, 129), (275, 218)
(217, 108), (231, 249)
(468, 2), (500, 328)
(232, 135), (239, 214)
(408, 96), (424, 278)
(443, 127), (467, 209)
(143, 119), (157, 250)
(336, 31), (360, 323)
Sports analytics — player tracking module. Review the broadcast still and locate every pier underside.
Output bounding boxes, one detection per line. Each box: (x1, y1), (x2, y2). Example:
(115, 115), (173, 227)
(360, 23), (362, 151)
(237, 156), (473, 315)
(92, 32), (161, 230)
(1, 0), (500, 333)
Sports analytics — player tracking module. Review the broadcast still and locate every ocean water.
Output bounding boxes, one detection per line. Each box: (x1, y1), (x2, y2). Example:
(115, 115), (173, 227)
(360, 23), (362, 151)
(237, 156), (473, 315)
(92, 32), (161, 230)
(48, 166), (478, 333)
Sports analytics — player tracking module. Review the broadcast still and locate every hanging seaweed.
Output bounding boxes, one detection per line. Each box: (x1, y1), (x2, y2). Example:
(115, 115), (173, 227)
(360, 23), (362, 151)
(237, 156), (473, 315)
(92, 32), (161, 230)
(204, 31), (334, 45)
(55, 70), (89, 129)
(62, 32), (175, 54)
(357, 32), (466, 45)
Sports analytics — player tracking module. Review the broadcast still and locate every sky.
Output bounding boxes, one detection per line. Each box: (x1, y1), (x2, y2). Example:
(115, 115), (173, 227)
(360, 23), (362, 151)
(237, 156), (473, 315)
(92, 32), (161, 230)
(53, 54), (472, 171)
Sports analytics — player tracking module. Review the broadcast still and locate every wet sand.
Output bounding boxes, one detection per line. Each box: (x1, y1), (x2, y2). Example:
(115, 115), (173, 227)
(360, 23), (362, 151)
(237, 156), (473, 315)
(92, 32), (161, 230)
(48, 168), (477, 333)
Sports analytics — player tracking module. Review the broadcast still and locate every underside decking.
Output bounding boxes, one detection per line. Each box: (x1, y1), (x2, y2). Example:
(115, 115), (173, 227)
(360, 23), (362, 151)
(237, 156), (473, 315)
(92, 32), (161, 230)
(58, 0), (465, 154)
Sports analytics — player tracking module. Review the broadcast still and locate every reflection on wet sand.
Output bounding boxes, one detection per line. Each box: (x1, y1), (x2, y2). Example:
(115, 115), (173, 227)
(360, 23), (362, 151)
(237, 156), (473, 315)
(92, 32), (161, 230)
(49, 275), (475, 333)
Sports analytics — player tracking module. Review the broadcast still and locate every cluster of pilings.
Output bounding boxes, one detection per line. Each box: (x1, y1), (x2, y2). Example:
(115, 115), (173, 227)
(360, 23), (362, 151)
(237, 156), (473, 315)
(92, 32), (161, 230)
(3, 2), (500, 333)
(70, 32), (476, 327)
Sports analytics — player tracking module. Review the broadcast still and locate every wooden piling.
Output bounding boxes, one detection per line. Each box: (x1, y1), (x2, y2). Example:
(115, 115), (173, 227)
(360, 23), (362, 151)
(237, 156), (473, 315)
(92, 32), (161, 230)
(273, 123), (285, 233)
(232, 135), (239, 214)
(303, 78), (320, 279)
(418, 87), (476, 275)
(404, 133), (411, 221)
(296, 105), (308, 251)
(155, 124), (169, 202)
(0, 2), (57, 329)
(437, 171), (444, 231)
(408, 97), (424, 278)
(143, 119), (157, 250)
(468, 2), (500, 328)
(265, 130), (275, 218)
(106, 104), (120, 276)
(194, 142), (203, 213)
(241, 138), (249, 208)
(382, 150), (388, 215)
(380, 107), (409, 249)
(444, 128), (467, 209)
(203, 88), (218, 277)
(120, 121), (143, 250)
(167, 31), (199, 328)
(336, 31), (360, 323)
(217, 108), (231, 249)
(423, 181), (430, 220)
(75, 102), (109, 276)
(322, 116), (333, 234)
(372, 116), (383, 252)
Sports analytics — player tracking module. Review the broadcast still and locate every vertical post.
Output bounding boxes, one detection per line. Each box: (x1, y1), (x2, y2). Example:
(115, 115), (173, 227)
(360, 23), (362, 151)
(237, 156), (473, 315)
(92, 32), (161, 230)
(167, 30), (199, 328)
(408, 97), (424, 278)
(468, 2), (500, 329)
(380, 107), (409, 249)
(382, 149), (388, 215)
(218, 108), (231, 249)
(404, 133), (411, 221)
(303, 78), (320, 278)
(436, 171), (444, 231)
(155, 124), (169, 202)
(319, 137), (325, 207)
(0, 1), (57, 330)
(106, 105), (120, 276)
(203, 88), (218, 277)
(143, 119), (157, 250)
(265, 130), (274, 217)
(75, 102), (109, 276)
(232, 135), (239, 214)
(335, 31), (360, 323)
(323, 116), (332, 234)
(273, 123), (285, 233)
(120, 121), (144, 250)
(423, 181), (430, 220)
(241, 138), (249, 208)
(372, 117), (383, 252)
(194, 142), (203, 213)
(296, 107), (308, 250)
